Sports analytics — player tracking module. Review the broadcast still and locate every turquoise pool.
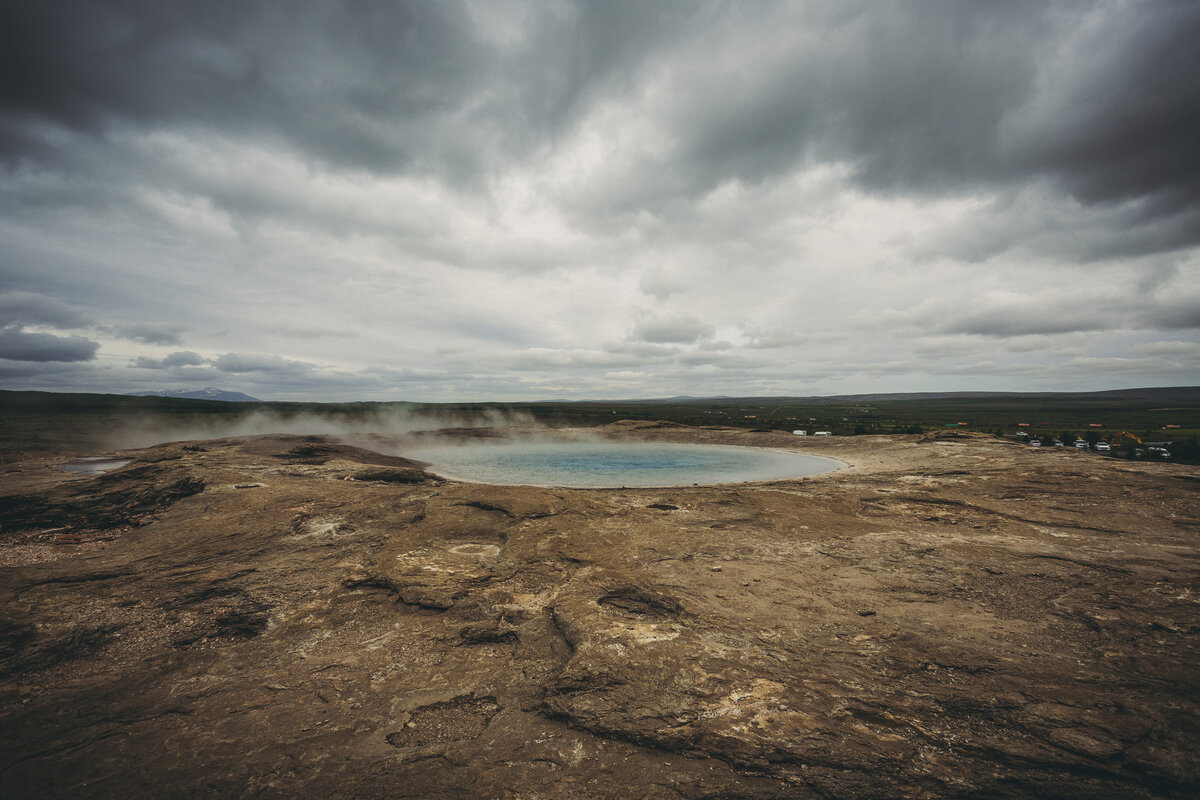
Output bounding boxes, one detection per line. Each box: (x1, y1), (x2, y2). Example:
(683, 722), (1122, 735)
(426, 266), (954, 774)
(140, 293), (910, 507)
(404, 441), (841, 488)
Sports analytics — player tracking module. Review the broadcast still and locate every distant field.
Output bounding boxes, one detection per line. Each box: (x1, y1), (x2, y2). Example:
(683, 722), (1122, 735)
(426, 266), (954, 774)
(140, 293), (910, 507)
(497, 391), (1200, 436)
(2, 388), (1198, 462)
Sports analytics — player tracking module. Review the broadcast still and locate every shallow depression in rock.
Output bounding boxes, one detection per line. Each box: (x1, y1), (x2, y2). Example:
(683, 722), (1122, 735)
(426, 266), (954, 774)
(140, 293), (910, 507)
(404, 442), (842, 487)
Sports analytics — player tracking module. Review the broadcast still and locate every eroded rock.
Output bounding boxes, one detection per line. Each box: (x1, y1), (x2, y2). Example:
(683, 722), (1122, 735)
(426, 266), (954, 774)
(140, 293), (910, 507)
(0, 429), (1197, 798)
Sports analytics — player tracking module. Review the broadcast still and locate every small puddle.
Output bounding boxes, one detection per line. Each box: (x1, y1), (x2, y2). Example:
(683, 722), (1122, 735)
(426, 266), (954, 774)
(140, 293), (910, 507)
(60, 457), (133, 475)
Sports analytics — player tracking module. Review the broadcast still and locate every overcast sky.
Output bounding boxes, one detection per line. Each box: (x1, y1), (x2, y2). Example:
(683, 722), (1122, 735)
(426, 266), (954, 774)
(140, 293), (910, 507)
(1, 1), (1198, 401)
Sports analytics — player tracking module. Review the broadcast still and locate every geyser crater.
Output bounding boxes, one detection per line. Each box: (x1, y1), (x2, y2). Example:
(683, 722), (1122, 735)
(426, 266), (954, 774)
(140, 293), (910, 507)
(403, 441), (842, 488)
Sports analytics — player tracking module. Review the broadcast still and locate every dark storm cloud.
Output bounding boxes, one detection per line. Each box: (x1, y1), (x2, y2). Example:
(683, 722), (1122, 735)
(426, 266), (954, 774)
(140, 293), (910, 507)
(1, 1), (473, 172)
(1012, 5), (1200, 212)
(683, 3), (1196, 255)
(0, 0), (672, 181)
(3, 1), (1197, 245)
(0, 326), (98, 362)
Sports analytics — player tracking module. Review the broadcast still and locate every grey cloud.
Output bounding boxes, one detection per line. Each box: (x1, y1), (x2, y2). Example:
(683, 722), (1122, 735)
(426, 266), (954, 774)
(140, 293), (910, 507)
(132, 350), (205, 369)
(504, 348), (645, 372)
(602, 341), (679, 359)
(111, 323), (185, 345)
(1129, 341), (1200, 358)
(0, 2), (1197, 401)
(1149, 303), (1200, 331)
(0, 291), (90, 327)
(214, 352), (316, 375)
(162, 350), (204, 367)
(676, 350), (765, 369)
(942, 309), (1109, 338)
(0, 0), (657, 182)
(2, 2), (463, 171)
(580, 3), (1198, 256)
(671, 3), (1048, 192)
(630, 316), (715, 344)
(0, 359), (98, 383)
(0, 326), (99, 361)
(0, 361), (56, 380)
(1009, 5), (1200, 213)
(939, 289), (1200, 339)
(0, 4), (1034, 183)
(5, 2), (1197, 255)
(740, 325), (839, 351)
(265, 325), (357, 340)
(638, 269), (685, 302)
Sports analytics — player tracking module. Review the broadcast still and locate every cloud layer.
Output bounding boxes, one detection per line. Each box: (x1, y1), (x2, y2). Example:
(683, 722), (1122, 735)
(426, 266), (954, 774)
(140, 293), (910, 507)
(1, 1), (1197, 400)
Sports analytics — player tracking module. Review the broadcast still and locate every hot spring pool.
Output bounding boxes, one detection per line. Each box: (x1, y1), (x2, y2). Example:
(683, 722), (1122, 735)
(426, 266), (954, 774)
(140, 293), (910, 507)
(404, 441), (842, 488)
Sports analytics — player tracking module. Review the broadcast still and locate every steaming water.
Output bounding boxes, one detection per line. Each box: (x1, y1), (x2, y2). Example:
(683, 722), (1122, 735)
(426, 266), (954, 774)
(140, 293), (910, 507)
(60, 457), (133, 474)
(405, 442), (841, 488)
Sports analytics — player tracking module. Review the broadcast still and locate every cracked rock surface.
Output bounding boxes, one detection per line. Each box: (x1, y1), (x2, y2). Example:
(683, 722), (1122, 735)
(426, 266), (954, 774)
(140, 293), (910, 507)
(1, 425), (1198, 798)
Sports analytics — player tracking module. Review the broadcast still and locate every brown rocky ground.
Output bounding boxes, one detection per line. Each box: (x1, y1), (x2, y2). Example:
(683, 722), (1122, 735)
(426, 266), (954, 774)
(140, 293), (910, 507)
(0, 423), (1197, 799)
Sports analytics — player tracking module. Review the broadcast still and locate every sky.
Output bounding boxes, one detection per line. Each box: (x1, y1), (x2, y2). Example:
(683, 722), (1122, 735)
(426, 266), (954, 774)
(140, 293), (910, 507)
(1, 0), (1198, 402)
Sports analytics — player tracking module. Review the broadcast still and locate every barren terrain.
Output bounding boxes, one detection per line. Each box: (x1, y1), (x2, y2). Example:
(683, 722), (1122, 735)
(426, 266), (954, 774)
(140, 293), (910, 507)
(1, 422), (1197, 798)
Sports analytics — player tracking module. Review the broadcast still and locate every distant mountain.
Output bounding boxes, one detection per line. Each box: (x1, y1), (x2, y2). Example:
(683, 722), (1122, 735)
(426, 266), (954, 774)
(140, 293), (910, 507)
(126, 387), (261, 403)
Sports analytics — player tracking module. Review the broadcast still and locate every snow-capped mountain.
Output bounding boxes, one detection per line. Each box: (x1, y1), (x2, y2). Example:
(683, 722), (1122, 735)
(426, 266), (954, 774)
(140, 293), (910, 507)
(126, 387), (261, 402)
